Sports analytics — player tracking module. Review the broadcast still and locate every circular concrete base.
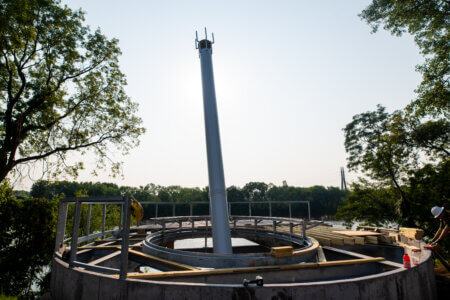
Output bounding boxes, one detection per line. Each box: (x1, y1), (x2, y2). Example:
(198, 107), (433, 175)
(142, 227), (319, 268)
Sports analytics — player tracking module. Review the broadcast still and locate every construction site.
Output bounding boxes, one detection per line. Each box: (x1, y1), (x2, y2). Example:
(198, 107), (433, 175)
(50, 31), (439, 299)
(51, 196), (436, 299)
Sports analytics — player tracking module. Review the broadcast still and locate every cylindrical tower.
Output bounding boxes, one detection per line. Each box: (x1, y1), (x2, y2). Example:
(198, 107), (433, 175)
(196, 30), (232, 254)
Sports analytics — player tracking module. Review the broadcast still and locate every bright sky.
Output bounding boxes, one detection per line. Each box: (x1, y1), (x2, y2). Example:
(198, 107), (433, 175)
(17, 0), (424, 190)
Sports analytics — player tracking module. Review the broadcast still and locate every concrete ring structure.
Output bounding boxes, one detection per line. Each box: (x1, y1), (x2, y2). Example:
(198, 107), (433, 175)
(142, 226), (319, 268)
(51, 235), (437, 300)
(51, 197), (437, 300)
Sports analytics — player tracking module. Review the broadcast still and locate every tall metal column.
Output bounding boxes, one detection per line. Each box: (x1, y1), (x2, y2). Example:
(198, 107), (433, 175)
(196, 29), (232, 254)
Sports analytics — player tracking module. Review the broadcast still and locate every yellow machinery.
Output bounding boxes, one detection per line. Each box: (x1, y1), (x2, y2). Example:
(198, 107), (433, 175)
(130, 198), (144, 222)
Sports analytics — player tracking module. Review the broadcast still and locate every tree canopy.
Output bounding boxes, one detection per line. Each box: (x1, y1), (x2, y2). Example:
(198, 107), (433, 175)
(339, 0), (449, 231)
(0, 0), (144, 182)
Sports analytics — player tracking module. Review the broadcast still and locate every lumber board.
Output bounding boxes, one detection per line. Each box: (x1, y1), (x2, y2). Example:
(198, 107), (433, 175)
(307, 235), (332, 246)
(364, 236), (378, 244)
(128, 249), (197, 270)
(399, 228), (424, 240)
(333, 230), (383, 236)
(122, 257), (385, 280)
(307, 230), (355, 246)
(306, 232), (345, 246)
(378, 235), (394, 244)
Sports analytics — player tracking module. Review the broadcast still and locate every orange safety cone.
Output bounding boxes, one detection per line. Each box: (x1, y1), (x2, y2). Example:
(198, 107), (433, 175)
(403, 253), (411, 269)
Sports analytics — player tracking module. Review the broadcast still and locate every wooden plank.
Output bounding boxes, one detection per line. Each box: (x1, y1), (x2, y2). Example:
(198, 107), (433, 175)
(306, 232), (345, 246)
(323, 246), (403, 268)
(307, 230), (355, 245)
(79, 244), (142, 250)
(308, 227), (365, 244)
(364, 236), (378, 244)
(88, 251), (121, 266)
(399, 228), (424, 240)
(317, 246), (327, 262)
(333, 230), (383, 236)
(308, 235), (332, 246)
(378, 235), (394, 244)
(271, 246), (293, 257)
(128, 249), (197, 270)
(122, 257), (385, 280)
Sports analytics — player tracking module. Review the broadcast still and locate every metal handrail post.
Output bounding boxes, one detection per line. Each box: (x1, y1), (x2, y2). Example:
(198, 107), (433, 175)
(190, 203), (193, 216)
(86, 204), (91, 236)
(54, 199), (68, 253)
(119, 196), (131, 280)
(289, 203), (292, 218)
(249, 202), (252, 216)
(172, 203), (175, 216)
(101, 204), (106, 239)
(69, 200), (82, 267)
(307, 202), (311, 220)
(302, 220), (306, 238)
(119, 203), (124, 229)
(269, 202), (272, 217)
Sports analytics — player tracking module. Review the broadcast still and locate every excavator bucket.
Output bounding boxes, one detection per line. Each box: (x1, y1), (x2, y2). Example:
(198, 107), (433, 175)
(130, 199), (144, 222)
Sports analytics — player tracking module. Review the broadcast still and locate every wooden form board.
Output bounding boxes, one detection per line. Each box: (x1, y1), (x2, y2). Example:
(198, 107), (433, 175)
(123, 257), (385, 280)
(128, 249), (197, 270)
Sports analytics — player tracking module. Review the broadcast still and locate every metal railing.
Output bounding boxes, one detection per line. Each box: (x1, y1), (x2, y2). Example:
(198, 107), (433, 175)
(147, 215), (323, 240)
(53, 197), (312, 279)
(139, 200), (311, 220)
(54, 196), (132, 279)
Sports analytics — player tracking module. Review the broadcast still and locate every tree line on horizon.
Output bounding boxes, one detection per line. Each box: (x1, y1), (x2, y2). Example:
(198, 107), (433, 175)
(28, 180), (348, 220)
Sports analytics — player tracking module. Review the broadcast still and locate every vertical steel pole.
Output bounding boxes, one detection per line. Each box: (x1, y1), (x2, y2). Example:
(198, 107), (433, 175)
(54, 199), (68, 253)
(119, 203), (123, 229)
(86, 204), (91, 236)
(197, 32), (232, 254)
(307, 202), (311, 220)
(101, 204), (106, 239)
(190, 203), (193, 216)
(289, 203), (292, 219)
(172, 203), (175, 217)
(269, 202), (272, 217)
(302, 220), (306, 239)
(249, 203), (252, 216)
(69, 200), (82, 266)
(120, 197), (131, 280)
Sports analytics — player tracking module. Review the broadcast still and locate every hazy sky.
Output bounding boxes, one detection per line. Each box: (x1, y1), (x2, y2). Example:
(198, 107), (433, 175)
(17, 0), (424, 190)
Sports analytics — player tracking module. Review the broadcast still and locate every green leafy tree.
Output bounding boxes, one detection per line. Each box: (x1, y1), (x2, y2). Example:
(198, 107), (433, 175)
(344, 105), (416, 225)
(360, 0), (449, 117)
(0, 181), (57, 298)
(336, 180), (399, 227)
(339, 0), (449, 231)
(0, 0), (144, 182)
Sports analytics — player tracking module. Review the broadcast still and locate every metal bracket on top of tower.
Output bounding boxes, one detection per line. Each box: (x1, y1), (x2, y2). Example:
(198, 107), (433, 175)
(195, 27), (215, 50)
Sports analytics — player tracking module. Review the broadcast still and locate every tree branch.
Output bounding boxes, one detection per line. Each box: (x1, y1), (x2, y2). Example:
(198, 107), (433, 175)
(14, 134), (115, 165)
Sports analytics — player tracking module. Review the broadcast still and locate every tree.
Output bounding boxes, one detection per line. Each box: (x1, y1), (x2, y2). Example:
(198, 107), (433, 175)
(0, 181), (58, 297)
(336, 180), (399, 227)
(0, 0), (144, 182)
(344, 105), (416, 225)
(360, 0), (449, 118)
(339, 0), (449, 231)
